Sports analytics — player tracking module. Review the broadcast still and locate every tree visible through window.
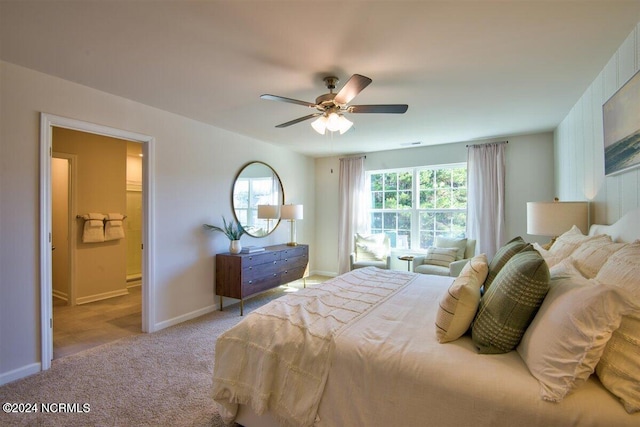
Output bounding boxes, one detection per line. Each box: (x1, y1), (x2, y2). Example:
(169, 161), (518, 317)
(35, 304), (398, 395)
(367, 164), (467, 250)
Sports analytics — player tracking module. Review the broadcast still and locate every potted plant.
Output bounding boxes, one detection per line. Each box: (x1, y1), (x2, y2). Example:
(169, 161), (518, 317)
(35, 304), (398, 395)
(204, 216), (245, 254)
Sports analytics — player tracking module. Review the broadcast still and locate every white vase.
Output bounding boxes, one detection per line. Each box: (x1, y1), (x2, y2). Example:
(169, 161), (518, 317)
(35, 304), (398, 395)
(229, 240), (242, 254)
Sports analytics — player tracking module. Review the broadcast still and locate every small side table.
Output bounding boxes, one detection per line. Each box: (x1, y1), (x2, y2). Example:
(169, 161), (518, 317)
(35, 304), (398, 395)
(397, 255), (415, 271)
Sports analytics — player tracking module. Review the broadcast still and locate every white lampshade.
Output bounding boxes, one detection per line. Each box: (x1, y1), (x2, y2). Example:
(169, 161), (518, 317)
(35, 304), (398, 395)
(281, 204), (303, 220)
(527, 201), (589, 236)
(257, 204), (279, 219)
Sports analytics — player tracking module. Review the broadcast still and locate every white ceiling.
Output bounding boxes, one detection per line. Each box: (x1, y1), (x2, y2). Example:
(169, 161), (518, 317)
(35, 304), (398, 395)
(2, 1), (640, 158)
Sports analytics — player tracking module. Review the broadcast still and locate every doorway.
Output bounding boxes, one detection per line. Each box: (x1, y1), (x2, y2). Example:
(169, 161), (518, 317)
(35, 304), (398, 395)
(40, 113), (156, 371)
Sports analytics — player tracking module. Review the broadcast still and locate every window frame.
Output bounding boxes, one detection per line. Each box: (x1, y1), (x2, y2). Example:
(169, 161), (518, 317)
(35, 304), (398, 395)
(366, 162), (467, 251)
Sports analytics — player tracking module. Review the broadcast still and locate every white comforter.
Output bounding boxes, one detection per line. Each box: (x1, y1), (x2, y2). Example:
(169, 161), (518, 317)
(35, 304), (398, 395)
(212, 267), (418, 427)
(216, 268), (638, 427)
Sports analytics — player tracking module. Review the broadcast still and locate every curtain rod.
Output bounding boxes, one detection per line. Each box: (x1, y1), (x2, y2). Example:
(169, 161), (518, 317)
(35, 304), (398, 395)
(339, 155), (366, 160)
(466, 141), (508, 148)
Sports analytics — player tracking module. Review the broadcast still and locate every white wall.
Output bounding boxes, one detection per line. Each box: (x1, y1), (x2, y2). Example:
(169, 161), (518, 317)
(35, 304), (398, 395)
(0, 61), (315, 383)
(555, 22), (640, 224)
(314, 133), (555, 275)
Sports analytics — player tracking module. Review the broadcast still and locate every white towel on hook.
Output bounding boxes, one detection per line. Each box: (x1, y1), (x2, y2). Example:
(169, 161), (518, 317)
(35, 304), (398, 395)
(105, 213), (125, 241)
(82, 213), (105, 243)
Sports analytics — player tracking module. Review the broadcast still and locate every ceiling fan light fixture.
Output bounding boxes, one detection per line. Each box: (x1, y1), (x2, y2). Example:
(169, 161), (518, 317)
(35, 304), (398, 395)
(311, 116), (327, 134)
(338, 115), (353, 134)
(326, 112), (341, 132)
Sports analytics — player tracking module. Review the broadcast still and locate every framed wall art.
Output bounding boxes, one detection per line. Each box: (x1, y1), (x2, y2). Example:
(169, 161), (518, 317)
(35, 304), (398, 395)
(603, 68), (640, 176)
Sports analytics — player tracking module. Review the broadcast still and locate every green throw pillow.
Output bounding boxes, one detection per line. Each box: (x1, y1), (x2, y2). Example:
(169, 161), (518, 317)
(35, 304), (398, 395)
(484, 236), (529, 291)
(472, 250), (550, 354)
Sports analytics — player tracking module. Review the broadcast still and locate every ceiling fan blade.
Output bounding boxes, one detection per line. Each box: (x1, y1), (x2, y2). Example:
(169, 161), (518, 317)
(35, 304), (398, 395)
(349, 104), (409, 114)
(261, 94), (317, 108)
(333, 74), (372, 105)
(275, 113), (320, 128)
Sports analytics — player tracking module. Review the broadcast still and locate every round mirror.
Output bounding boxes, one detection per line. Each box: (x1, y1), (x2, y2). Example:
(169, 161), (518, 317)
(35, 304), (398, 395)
(232, 161), (284, 238)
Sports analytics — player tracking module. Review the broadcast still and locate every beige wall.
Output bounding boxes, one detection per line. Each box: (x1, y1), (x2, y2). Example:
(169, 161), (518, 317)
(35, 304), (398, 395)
(51, 157), (70, 298)
(53, 128), (128, 302)
(126, 142), (143, 280)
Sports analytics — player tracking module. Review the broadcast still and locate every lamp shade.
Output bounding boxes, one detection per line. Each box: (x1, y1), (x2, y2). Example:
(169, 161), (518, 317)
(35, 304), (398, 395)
(281, 204), (303, 220)
(257, 204), (279, 219)
(527, 201), (588, 236)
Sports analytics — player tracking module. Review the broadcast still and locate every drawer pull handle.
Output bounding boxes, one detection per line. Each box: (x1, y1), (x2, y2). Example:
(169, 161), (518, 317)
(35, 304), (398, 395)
(248, 280), (253, 284)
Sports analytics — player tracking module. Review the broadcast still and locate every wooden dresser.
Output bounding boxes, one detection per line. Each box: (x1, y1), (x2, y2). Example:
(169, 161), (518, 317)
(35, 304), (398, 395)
(215, 244), (309, 315)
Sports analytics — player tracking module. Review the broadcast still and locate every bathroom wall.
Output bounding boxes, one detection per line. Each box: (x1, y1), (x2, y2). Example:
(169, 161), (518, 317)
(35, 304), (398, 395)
(53, 127), (128, 303)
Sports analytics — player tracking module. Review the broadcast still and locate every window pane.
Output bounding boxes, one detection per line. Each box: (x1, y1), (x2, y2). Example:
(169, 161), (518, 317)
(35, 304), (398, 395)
(371, 174), (383, 191)
(371, 212), (382, 229)
(420, 189), (434, 209)
(419, 170), (434, 188)
(435, 189), (451, 208)
(384, 192), (397, 209)
(384, 173), (397, 190)
(398, 171), (412, 190)
(383, 212), (397, 229)
(372, 192), (383, 209)
(398, 191), (412, 209)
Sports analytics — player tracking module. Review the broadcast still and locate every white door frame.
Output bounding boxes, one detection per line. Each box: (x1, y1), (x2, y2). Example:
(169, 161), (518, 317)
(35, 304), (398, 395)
(40, 113), (156, 370)
(51, 152), (76, 305)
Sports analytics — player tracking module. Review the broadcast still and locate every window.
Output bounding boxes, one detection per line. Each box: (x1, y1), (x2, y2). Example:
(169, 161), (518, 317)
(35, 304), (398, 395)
(367, 164), (467, 250)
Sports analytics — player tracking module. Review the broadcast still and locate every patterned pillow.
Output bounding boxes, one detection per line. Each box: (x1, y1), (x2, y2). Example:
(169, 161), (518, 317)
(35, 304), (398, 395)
(569, 237), (625, 279)
(484, 236), (530, 291)
(472, 250), (550, 354)
(435, 254), (488, 343)
(435, 236), (468, 260)
(593, 241), (640, 413)
(596, 315), (640, 413)
(423, 247), (458, 267)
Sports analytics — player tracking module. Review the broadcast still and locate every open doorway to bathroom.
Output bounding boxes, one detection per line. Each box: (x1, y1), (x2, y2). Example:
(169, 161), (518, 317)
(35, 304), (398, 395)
(51, 128), (143, 359)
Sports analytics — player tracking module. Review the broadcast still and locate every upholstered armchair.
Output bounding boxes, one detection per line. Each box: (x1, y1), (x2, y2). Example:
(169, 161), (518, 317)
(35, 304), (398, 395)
(413, 237), (476, 277)
(350, 233), (391, 270)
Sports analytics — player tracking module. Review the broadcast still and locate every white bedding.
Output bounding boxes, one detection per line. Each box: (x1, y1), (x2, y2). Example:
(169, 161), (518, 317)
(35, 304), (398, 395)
(219, 209), (640, 427)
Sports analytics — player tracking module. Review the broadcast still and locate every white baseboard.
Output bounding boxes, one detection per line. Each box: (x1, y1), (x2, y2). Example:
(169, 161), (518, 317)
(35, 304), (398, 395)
(0, 363), (41, 386)
(75, 288), (128, 305)
(52, 289), (68, 301)
(152, 304), (217, 332)
(311, 269), (338, 277)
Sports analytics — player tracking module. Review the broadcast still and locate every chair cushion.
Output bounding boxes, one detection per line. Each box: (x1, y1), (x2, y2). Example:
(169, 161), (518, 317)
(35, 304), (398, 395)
(422, 247), (458, 267)
(414, 263), (450, 276)
(435, 237), (468, 260)
(354, 233), (388, 261)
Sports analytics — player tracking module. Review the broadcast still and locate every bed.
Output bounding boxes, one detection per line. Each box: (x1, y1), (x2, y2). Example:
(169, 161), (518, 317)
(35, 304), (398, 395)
(212, 208), (640, 427)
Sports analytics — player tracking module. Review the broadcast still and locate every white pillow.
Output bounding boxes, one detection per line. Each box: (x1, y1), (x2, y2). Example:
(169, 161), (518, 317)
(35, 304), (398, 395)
(423, 247), (458, 267)
(569, 236), (625, 279)
(534, 226), (607, 268)
(355, 233), (388, 261)
(435, 254), (488, 343)
(435, 236), (467, 260)
(594, 240), (640, 298)
(517, 268), (639, 402)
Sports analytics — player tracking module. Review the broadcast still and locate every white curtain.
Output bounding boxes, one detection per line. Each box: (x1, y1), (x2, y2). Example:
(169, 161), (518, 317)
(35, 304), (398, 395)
(338, 156), (367, 275)
(467, 142), (506, 260)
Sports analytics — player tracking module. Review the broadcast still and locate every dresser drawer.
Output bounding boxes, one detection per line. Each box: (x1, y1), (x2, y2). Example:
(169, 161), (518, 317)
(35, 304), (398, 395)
(243, 250), (280, 267)
(242, 274), (281, 296)
(281, 265), (306, 283)
(243, 260), (280, 282)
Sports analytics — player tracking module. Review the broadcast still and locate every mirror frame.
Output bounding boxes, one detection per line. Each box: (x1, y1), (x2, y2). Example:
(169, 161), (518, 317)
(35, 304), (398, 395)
(232, 161), (284, 238)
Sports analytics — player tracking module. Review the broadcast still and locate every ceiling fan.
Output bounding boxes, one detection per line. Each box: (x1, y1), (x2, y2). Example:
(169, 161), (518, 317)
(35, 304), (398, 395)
(261, 74), (409, 135)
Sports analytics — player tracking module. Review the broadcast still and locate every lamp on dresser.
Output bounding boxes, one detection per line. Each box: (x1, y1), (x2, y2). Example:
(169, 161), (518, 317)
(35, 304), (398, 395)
(257, 204), (279, 235)
(527, 199), (589, 248)
(281, 204), (303, 246)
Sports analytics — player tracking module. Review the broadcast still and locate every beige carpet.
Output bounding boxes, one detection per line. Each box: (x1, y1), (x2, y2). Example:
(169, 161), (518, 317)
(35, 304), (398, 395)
(0, 281), (320, 427)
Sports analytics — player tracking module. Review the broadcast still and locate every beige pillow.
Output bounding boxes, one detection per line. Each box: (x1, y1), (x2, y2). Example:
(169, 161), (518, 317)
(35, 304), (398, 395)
(569, 237), (625, 279)
(517, 269), (638, 402)
(435, 254), (488, 343)
(355, 233), (388, 261)
(594, 240), (640, 296)
(592, 241), (640, 413)
(423, 247), (458, 267)
(549, 225), (604, 259)
(435, 236), (467, 260)
(596, 314), (640, 413)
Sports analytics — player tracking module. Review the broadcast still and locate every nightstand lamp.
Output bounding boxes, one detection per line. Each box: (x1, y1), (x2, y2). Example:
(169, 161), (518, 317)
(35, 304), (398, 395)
(527, 200), (588, 249)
